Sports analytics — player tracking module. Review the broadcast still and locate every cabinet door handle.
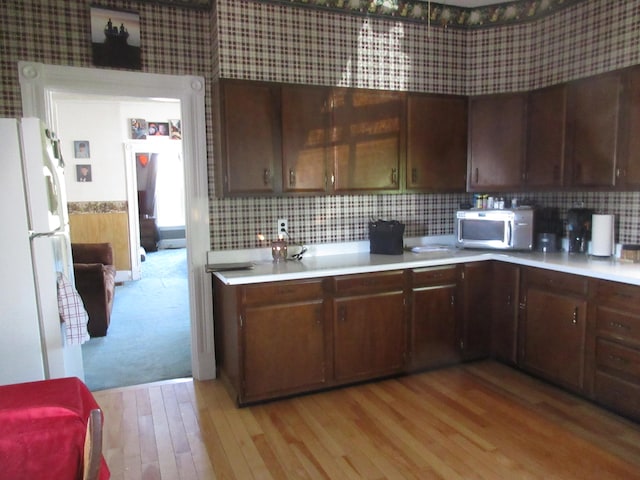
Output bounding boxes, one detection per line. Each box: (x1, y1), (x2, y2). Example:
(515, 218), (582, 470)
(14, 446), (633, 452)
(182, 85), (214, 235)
(506, 294), (512, 306)
(450, 294), (455, 307)
(474, 168), (479, 184)
(263, 168), (271, 186)
(289, 168), (296, 187)
(391, 168), (398, 185)
(608, 354), (629, 365)
(411, 167), (418, 184)
(572, 307), (578, 324)
(338, 306), (347, 322)
(609, 321), (631, 331)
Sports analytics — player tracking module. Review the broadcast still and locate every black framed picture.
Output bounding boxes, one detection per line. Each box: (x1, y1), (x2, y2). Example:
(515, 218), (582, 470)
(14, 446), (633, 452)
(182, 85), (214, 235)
(90, 6), (141, 69)
(76, 164), (92, 182)
(74, 140), (90, 158)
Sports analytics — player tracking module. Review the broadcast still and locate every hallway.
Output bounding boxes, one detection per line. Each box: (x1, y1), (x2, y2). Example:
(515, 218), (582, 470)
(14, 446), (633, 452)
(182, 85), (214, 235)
(82, 248), (191, 391)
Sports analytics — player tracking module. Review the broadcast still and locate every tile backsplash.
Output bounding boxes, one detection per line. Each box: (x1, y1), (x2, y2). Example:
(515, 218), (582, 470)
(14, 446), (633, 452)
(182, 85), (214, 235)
(1, 0), (638, 249)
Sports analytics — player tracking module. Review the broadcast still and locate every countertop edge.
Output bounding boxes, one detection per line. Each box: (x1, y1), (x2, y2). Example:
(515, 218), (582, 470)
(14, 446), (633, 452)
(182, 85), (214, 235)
(210, 250), (640, 287)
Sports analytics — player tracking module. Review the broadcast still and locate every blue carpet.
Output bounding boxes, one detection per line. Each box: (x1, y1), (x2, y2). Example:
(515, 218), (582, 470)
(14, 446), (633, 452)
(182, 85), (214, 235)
(81, 248), (191, 391)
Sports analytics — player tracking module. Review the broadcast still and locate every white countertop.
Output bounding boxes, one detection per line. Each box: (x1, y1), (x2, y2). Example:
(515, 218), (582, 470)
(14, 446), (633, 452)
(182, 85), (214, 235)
(207, 236), (640, 286)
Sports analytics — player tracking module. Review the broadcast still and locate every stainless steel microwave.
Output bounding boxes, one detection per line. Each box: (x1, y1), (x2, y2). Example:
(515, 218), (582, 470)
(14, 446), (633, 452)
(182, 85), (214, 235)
(455, 208), (534, 250)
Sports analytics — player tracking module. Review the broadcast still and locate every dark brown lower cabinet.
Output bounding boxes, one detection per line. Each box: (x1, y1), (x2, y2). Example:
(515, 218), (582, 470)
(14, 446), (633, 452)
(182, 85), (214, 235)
(491, 262), (520, 365)
(409, 266), (460, 371)
(333, 292), (405, 382)
(243, 300), (327, 401)
(332, 271), (406, 383)
(460, 262), (493, 360)
(214, 260), (640, 420)
(519, 268), (588, 393)
(592, 280), (640, 421)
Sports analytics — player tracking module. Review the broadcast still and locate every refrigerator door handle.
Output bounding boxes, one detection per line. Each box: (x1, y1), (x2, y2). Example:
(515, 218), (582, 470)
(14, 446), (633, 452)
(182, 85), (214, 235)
(29, 224), (67, 239)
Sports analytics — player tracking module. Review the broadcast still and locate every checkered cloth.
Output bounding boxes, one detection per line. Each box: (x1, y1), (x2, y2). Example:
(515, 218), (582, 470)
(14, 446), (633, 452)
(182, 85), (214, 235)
(56, 272), (90, 346)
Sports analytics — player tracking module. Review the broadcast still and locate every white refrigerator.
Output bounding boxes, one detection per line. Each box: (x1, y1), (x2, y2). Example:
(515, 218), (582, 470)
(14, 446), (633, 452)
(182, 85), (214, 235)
(0, 117), (85, 385)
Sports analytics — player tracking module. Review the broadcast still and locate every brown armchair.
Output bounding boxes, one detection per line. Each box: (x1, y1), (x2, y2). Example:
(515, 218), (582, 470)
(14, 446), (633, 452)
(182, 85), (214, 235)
(71, 243), (116, 337)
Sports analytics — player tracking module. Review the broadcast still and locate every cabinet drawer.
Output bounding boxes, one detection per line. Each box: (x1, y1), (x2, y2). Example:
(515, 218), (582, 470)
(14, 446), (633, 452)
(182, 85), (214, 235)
(596, 281), (640, 310)
(333, 270), (405, 296)
(596, 306), (640, 345)
(596, 338), (640, 381)
(243, 279), (324, 305)
(594, 371), (640, 421)
(524, 267), (588, 296)
(411, 265), (457, 287)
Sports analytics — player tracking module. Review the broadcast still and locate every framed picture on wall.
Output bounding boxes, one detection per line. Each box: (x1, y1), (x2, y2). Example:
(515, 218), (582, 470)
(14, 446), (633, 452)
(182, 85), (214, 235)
(148, 121), (169, 136)
(76, 164), (92, 182)
(90, 6), (141, 70)
(74, 140), (90, 158)
(169, 119), (182, 140)
(130, 118), (147, 139)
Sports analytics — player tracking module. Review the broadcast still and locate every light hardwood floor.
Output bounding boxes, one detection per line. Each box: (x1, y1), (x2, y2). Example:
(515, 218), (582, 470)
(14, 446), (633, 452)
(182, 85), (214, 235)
(93, 361), (640, 479)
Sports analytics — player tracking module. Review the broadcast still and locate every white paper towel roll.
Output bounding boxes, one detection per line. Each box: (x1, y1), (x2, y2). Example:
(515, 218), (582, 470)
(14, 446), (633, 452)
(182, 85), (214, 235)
(591, 214), (615, 256)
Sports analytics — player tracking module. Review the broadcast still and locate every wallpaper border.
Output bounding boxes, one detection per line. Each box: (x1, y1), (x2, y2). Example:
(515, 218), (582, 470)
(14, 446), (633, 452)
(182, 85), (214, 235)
(250, 0), (588, 29)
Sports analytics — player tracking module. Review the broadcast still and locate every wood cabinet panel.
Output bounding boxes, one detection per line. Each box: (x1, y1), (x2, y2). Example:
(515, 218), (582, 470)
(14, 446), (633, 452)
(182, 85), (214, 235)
(618, 66), (640, 188)
(333, 291), (405, 382)
(330, 88), (404, 193)
(567, 72), (621, 188)
(460, 262), (492, 360)
(592, 279), (640, 420)
(243, 300), (327, 400)
(218, 80), (282, 195)
(526, 84), (567, 188)
(407, 94), (467, 192)
(243, 279), (325, 306)
(281, 84), (330, 193)
(468, 93), (526, 191)
(524, 266), (588, 296)
(595, 306), (640, 347)
(410, 282), (459, 371)
(333, 270), (405, 295)
(491, 262), (520, 365)
(521, 286), (587, 391)
(594, 371), (640, 421)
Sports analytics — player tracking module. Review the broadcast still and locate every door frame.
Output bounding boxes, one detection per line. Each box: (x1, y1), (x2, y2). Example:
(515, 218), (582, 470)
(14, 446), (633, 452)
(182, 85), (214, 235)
(18, 61), (216, 381)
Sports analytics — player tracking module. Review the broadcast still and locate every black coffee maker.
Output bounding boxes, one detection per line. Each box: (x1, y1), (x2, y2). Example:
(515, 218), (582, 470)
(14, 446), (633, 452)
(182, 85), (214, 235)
(566, 208), (594, 253)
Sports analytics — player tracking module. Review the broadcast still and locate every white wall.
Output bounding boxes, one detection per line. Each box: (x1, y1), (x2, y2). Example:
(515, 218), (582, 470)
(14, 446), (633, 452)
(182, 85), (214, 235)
(53, 95), (181, 203)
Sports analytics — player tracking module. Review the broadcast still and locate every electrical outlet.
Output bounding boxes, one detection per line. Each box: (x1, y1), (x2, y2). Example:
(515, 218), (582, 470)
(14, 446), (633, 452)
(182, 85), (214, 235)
(276, 218), (288, 236)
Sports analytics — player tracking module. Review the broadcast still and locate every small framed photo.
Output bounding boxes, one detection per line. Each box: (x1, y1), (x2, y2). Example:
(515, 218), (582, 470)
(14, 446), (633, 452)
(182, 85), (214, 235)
(148, 121), (169, 136)
(91, 6), (141, 70)
(76, 164), (92, 182)
(130, 118), (147, 139)
(169, 119), (182, 140)
(74, 141), (90, 158)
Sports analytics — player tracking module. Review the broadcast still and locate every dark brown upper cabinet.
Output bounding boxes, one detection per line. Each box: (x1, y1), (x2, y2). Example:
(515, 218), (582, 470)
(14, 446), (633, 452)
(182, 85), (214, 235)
(468, 93), (527, 191)
(566, 72), (622, 189)
(617, 65), (640, 189)
(407, 94), (467, 192)
(216, 80), (283, 196)
(525, 84), (567, 189)
(281, 84), (331, 194)
(330, 88), (405, 194)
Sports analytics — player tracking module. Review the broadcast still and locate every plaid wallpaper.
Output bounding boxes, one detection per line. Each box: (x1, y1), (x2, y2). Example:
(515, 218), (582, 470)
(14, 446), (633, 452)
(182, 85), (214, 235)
(1, 0), (639, 249)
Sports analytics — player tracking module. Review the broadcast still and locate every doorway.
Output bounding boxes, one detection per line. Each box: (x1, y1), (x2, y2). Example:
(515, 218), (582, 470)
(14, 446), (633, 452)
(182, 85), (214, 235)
(18, 61), (215, 382)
